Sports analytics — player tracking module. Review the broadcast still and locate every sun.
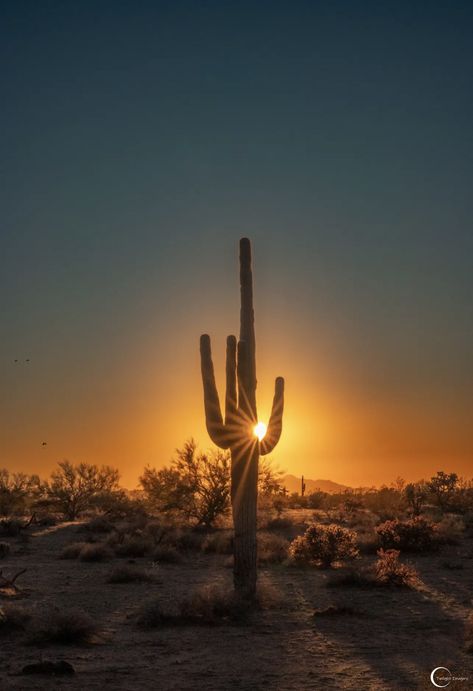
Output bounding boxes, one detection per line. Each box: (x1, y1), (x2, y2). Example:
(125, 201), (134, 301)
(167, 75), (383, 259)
(253, 421), (267, 441)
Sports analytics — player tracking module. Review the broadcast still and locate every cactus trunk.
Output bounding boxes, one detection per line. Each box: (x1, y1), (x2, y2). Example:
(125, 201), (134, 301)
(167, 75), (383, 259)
(200, 238), (284, 601)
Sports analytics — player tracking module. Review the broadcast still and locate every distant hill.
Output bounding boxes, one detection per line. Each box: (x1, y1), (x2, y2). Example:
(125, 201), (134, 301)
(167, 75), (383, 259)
(282, 474), (349, 495)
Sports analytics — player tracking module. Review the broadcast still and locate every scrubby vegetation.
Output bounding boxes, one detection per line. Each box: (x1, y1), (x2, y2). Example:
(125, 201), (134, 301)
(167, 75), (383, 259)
(375, 517), (437, 553)
(289, 523), (359, 568)
(29, 609), (99, 644)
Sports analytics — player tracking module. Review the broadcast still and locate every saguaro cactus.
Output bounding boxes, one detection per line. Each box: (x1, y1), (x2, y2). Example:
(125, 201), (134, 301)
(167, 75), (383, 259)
(200, 238), (284, 600)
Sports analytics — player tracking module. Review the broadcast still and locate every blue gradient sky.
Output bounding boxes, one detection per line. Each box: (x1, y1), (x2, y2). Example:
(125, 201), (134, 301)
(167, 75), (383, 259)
(1, 1), (472, 487)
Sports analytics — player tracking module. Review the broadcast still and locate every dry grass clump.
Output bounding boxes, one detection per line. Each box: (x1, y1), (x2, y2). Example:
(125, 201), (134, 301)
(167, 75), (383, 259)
(0, 604), (31, 634)
(107, 564), (155, 583)
(79, 543), (113, 562)
(179, 585), (244, 624)
(257, 532), (289, 564)
(59, 542), (89, 559)
(0, 541), (11, 558)
(29, 609), (99, 645)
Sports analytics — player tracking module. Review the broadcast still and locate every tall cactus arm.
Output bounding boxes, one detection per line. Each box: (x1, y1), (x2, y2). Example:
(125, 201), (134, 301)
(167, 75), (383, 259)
(225, 335), (237, 424)
(200, 334), (229, 449)
(260, 376), (285, 455)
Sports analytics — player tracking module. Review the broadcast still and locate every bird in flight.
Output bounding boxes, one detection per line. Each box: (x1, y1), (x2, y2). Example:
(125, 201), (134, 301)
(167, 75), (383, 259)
(41, 442), (47, 446)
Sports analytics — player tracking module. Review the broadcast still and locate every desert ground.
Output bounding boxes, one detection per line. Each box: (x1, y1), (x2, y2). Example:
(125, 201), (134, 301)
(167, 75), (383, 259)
(1, 511), (472, 691)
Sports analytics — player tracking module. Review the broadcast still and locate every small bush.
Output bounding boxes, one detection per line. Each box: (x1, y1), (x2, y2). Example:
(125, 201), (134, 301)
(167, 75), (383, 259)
(179, 585), (241, 624)
(114, 537), (153, 558)
(59, 542), (88, 559)
(201, 531), (233, 554)
(257, 532), (289, 564)
(107, 565), (155, 583)
(0, 542), (11, 559)
(79, 543), (113, 562)
(376, 517), (436, 553)
(374, 549), (419, 588)
(29, 609), (98, 644)
(0, 604), (31, 634)
(289, 523), (359, 568)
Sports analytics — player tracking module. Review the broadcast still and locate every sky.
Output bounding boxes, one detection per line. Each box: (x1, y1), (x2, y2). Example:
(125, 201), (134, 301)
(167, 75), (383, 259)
(1, 0), (472, 488)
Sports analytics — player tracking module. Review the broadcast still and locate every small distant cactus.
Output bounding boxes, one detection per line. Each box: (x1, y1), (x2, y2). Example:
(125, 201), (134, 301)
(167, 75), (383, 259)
(200, 238), (284, 600)
(301, 475), (306, 497)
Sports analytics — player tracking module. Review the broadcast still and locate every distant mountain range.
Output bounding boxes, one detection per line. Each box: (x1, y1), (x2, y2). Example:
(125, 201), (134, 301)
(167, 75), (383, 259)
(282, 474), (349, 495)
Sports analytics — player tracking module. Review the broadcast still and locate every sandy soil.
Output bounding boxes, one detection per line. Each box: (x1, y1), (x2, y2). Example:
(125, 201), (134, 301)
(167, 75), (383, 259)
(1, 517), (472, 691)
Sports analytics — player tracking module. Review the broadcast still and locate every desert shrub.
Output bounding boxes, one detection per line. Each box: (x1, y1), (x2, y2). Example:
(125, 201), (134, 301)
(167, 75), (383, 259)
(428, 471), (459, 512)
(179, 585), (241, 624)
(107, 565), (155, 583)
(435, 514), (465, 545)
(78, 543), (113, 562)
(374, 549), (419, 588)
(29, 609), (98, 644)
(289, 523), (359, 568)
(114, 536), (153, 558)
(0, 604), (31, 634)
(140, 440), (230, 527)
(46, 461), (120, 520)
(152, 545), (182, 563)
(376, 517), (436, 553)
(257, 532), (289, 564)
(59, 542), (89, 559)
(201, 531), (233, 554)
(0, 542), (10, 558)
(0, 469), (42, 517)
(404, 481), (429, 516)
